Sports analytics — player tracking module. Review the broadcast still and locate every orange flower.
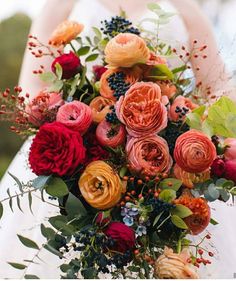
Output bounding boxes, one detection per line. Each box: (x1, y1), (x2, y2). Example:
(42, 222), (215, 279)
(154, 247), (199, 279)
(174, 192), (211, 235)
(157, 80), (177, 99)
(89, 96), (114, 123)
(49, 20), (84, 47)
(105, 33), (150, 68)
(174, 164), (210, 189)
(78, 161), (125, 209)
(174, 130), (217, 173)
(169, 95), (198, 122)
(146, 52), (167, 66)
(116, 82), (167, 137)
(99, 67), (142, 101)
(126, 135), (173, 177)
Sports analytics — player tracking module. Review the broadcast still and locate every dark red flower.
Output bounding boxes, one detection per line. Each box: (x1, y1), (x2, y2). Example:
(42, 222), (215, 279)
(103, 222), (135, 253)
(95, 212), (111, 227)
(51, 51), (81, 79)
(211, 158), (225, 177)
(224, 160), (236, 183)
(93, 65), (107, 81)
(29, 122), (86, 176)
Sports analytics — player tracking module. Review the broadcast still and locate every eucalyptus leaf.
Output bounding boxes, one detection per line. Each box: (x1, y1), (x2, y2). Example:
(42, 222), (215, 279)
(8, 172), (23, 193)
(45, 177), (69, 198)
(81, 268), (98, 279)
(208, 184), (220, 200)
(219, 189), (230, 202)
(17, 235), (39, 250)
(8, 262), (27, 270)
(210, 218), (219, 225)
(24, 275), (40, 279)
(65, 193), (87, 219)
(32, 175), (52, 189)
(40, 224), (56, 240)
(0, 202), (3, 219)
(44, 243), (63, 257)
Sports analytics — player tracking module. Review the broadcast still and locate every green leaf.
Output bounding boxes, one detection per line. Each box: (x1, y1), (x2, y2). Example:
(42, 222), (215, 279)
(32, 175), (52, 189)
(60, 264), (72, 273)
(16, 196), (23, 212)
(28, 192), (33, 214)
(68, 73), (80, 97)
(208, 184), (220, 200)
(44, 243), (63, 257)
(24, 275), (40, 279)
(147, 2), (161, 12)
(202, 119), (213, 137)
(119, 166), (127, 178)
(8, 262), (27, 270)
(171, 204), (192, 218)
(148, 64), (174, 80)
(172, 65), (187, 74)
(8, 172), (23, 193)
(127, 266), (140, 272)
(85, 53), (99, 62)
(40, 224), (56, 240)
(17, 235), (39, 250)
(45, 177), (69, 198)
(78, 66), (87, 90)
(81, 268), (98, 279)
(210, 218), (219, 225)
(153, 211), (164, 226)
(158, 189), (176, 203)
(55, 63), (63, 80)
(159, 178), (182, 191)
(0, 202), (3, 219)
(48, 80), (63, 92)
(39, 72), (56, 83)
(192, 105), (206, 116)
(186, 112), (202, 130)
(219, 189), (230, 202)
(77, 46), (90, 56)
(65, 193), (87, 219)
(92, 27), (102, 40)
(171, 215), (188, 229)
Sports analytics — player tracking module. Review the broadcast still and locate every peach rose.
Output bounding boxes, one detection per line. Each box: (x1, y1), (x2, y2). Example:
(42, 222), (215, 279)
(174, 130), (217, 173)
(146, 52), (167, 66)
(224, 138), (236, 161)
(157, 80), (177, 99)
(154, 247), (199, 279)
(99, 67), (142, 101)
(56, 101), (92, 135)
(78, 161), (125, 209)
(96, 120), (126, 148)
(126, 135), (173, 177)
(116, 82), (167, 137)
(105, 33), (150, 68)
(174, 164), (210, 189)
(49, 20), (84, 47)
(169, 95), (198, 122)
(25, 90), (64, 127)
(89, 96), (114, 123)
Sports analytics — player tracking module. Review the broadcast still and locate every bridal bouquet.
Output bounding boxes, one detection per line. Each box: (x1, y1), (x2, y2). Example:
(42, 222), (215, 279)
(1, 3), (236, 279)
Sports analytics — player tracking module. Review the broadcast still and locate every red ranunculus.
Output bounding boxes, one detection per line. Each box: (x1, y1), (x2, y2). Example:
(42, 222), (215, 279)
(224, 160), (236, 183)
(51, 51), (81, 79)
(93, 65), (107, 81)
(29, 122), (86, 176)
(103, 222), (135, 253)
(211, 158), (225, 177)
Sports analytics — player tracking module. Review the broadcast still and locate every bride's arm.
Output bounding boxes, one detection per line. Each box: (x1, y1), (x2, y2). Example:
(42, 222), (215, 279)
(19, 0), (76, 99)
(171, 0), (231, 95)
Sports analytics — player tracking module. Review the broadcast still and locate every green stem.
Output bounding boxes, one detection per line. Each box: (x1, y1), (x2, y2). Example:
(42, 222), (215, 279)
(69, 42), (77, 53)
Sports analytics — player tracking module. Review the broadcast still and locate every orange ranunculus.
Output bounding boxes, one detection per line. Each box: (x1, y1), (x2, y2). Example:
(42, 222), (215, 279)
(105, 33), (150, 68)
(174, 192), (211, 235)
(99, 67), (142, 101)
(49, 20), (84, 47)
(89, 96), (114, 123)
(78, 161), (125, 209)
(174, 164), (210, 189)
(157, 80), (177, 99)
(174, 130), (217, 173)
(169, 95), (198, 122)
(126, 135), (173, 177)
(116, 82), (167, 137)
(154, 247), (199, 279)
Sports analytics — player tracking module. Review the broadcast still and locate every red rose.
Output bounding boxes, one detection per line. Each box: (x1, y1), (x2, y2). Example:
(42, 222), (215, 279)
(95, 212), (111, 227)
(29, 122), (86, 176)
(103, 222), (135, 253)
(93, 65), (107, 81)
(211, 158), (225, 177)
(224, 160), (236, 183)
(51, 51), (81, 79)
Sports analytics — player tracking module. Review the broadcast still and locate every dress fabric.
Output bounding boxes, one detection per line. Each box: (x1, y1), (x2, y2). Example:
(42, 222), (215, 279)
(0, 0), (235, 278)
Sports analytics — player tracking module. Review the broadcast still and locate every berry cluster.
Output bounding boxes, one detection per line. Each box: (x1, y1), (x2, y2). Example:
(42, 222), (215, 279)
(107, 72), (130, 100)
(175, 105), (189, 120)
(101, 16), (140, 38)
(106, 106), (119, 124)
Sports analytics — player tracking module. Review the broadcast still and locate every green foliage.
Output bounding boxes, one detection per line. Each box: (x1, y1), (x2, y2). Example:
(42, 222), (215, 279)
(159, 178), (182, 191)
(171, 204), (192, 218)
(0, 202), (3, 219)
(171, 215), (188, 230)
(45, 177), (69, 198)
(17, 235), (39, 250)
(147, 64), (174, 80)
(8, 262), (27, 270)
(158, 189), (176, 203)
(24, 275), (40, 279)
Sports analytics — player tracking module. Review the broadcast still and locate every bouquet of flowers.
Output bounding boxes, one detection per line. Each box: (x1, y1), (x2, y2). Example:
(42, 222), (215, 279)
(1, 3), (236, 279)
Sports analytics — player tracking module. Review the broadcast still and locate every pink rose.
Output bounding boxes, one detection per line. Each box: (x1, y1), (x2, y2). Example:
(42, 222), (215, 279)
(26, 90), (64, 127)
(224, 138), (236, 161)
(56, 101), (92, 134)
(126, 135), (173, 177)
(224, 160), (236, 183)
(96, 120), (126, 148)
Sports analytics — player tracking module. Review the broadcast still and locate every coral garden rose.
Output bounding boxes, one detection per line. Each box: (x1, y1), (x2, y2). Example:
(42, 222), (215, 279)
(99, 67), (142, 101)
(174, 130), (217, 173)
(116, 82), (167, 137)
(93, 65), (108, 81)
(126, 135), (173, 177)
(89, 96), (114, 123)
(154, 247), (199, 279)
(174, 164), (210, 189)
(105, 33), (150, 68)
(51, 51), (81, 79)
(49, 20), (84, 47)
(174, 192), (211, 235)
(29, 122), (86, 176)
(26, 90), (64, 127)
(157, 80), (177, 99)
(224, 138), (236, 161)
(78, 161), (125, 209)
(96, 120), (126, 148)
(56, 101), (92, 135)
(103, 222), (135, 253)
(169, 95), (198, 122)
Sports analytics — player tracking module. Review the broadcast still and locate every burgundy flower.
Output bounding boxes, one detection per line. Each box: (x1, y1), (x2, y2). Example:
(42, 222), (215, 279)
(224, 160), (236, 183)
(95, 212), (112, 227)
(93, 65), (107, 81)
(211, 158), (225, 177)
(103, 222), (135, 253)
(29, 122), (86, 176)
(51, 51), (81, 79)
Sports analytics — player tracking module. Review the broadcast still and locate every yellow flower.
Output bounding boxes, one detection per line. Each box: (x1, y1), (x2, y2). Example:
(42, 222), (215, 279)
(49, 20), (84, 47)
(78, 161), (125, 209)
(154, 247), (199, 279)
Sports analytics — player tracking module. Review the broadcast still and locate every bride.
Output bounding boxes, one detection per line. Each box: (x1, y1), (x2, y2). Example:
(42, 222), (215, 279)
(0, 0), (235, 278)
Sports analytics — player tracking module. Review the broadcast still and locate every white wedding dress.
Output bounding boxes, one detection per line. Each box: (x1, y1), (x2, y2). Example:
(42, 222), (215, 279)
(0, 0), (235, 279)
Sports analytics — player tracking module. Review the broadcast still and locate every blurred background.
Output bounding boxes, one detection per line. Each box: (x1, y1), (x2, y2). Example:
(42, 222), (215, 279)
(0, 0), (236, 179)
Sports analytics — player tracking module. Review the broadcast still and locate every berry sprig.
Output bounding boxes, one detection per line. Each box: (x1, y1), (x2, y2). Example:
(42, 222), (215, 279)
(107, 71), (131, 100)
